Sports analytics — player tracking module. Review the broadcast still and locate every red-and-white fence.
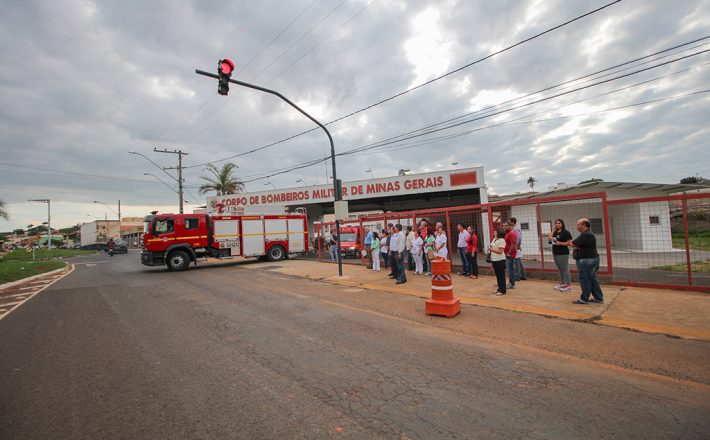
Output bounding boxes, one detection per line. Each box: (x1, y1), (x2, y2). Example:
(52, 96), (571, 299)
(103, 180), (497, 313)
(311, 192), (710, 292)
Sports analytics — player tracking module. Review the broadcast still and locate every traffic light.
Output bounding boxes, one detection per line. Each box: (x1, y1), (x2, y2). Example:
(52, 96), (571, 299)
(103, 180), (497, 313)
(217, 58), (235, 96)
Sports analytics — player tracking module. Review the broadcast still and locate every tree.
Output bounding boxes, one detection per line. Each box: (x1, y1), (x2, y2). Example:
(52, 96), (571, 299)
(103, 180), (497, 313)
(680, 176), (704, 184)
(0, 199), (8, 220)
(526, 176), (537, 191)
(199, 163), (244, 196)
(579, 178), (604, 184)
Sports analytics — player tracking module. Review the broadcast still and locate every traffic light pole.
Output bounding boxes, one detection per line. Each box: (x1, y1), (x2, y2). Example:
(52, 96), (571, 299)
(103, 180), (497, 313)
(195, 69), (343, 277)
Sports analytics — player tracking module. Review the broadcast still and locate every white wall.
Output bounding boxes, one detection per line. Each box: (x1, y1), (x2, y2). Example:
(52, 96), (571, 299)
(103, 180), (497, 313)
(510, 204), (539, 255)
(608, 204), (643, 250)
(639, 201), (673, 251)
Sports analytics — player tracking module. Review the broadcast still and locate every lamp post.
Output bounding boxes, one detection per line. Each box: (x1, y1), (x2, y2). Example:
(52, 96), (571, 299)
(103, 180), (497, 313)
(129, 150), (184, 213)
(452, 162), (459, 169)
(296, 178), (307, 187)
(265, 181), (277, 190)
(365, 169), (374, 179)
(28, 199), (51, 249)
(197, 63), (344, 276)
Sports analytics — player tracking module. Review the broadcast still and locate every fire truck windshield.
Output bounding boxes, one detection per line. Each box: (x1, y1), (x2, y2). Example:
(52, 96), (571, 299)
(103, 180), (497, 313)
(143, 215), (155, 234)
(340, 233), (357, 242)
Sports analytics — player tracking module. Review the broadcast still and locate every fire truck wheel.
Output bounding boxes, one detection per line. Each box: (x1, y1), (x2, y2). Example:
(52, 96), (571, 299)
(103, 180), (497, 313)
(167, 250), (190, 271)
(266, 244), (286, 262)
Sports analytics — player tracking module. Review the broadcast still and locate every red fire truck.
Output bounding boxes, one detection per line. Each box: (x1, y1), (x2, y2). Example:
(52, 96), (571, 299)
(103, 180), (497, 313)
(140, 211), (308, 271)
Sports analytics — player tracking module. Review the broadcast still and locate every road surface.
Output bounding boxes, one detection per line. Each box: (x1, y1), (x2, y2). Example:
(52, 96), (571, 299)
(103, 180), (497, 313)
(1, 252), (708, 439)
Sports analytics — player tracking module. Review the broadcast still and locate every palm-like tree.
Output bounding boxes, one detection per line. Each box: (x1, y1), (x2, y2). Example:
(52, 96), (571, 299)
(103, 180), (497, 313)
(527, 176), (537, 191)
(0, 199), (9, 220)
(199, 163), (244, 195)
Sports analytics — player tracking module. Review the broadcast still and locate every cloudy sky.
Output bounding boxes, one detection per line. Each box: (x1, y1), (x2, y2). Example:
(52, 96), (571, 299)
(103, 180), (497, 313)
(1, 0), (709, 231)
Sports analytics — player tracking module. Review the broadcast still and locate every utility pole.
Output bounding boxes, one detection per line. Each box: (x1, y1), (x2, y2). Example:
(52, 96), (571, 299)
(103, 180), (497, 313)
(28, 199), (51, 249)
(154, 148), (188, 214)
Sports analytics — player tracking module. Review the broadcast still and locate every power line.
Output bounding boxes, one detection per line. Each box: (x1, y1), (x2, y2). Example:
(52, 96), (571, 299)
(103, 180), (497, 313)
(236, 55), (709, 182)
(238, 0), (320, 76)
(266, 0), (378, 83)
(240, 88), (710, 183)
(188, 35), (708, 171)
(184, 0), (623, 169)
(0, 162), (164, 184)
(248, 0), (348, 81)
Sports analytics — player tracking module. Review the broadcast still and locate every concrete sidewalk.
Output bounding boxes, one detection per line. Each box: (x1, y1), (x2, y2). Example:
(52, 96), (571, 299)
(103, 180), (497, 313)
(242, 259), (710, 342)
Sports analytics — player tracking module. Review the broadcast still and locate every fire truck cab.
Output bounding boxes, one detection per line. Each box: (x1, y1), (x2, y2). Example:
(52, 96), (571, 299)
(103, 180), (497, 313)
(140, 212), (308, 271)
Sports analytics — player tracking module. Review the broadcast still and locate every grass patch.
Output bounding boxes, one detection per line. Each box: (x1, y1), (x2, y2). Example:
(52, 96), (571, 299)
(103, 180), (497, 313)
(652, 260), (710, 273)
(0, 260), (67, 284)
(672, 228), (710, 251)
(1, 249), (96, 262)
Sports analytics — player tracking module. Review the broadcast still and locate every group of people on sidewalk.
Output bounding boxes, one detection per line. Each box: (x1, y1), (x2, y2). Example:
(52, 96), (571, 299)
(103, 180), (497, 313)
(332, 215), (603, 305)
(360, 220), (480, 286)
(485, 216), (603, 304)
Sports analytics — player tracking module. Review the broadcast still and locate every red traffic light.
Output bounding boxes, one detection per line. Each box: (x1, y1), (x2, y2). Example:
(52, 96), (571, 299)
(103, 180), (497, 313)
(219, 58), (235, 75)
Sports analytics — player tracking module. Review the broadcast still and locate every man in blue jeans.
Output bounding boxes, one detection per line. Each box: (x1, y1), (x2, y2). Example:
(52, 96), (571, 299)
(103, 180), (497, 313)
(456, 223), (470, 276)
(503, 222), (518, 289)
(570, 218), (604, 304)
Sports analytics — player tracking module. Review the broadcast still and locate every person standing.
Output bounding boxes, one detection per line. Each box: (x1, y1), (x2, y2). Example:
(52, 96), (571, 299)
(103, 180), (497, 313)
(380, 231), (390, 270)
(419, 220), (430, 274)
(424, 229), (436, 275)
(370, 232), (381, 271)
(486, 227), (507, 295)
(387, 224), (398, 278)
(391, 224), (407, 284)
(466, 225), (479, 279)
(548, 219), (573, 292)
(570, 218), (604, 304)
(412, 229), (424, 274)
(434, 224), (448, 259)
(328, 233), (338, 262)
(503, 222), (518, 289)
(508, 217), (527, 281)
(406, 226), (415, 270)
(363, 226), (373, 269)
(456, 223), (470, 276)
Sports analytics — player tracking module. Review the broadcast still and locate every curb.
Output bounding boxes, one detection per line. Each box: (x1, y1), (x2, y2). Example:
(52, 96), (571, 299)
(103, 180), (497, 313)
(0, 264), (71, 290)
(253, 262), (710, 342)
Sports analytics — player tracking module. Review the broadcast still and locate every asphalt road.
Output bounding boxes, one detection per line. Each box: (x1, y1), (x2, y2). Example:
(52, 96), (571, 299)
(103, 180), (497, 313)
(1, 251), (709, 439)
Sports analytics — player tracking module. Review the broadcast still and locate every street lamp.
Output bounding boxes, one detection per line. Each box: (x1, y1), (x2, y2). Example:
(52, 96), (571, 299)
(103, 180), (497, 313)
(129, 150), (184, 213)
(452, 162), (459, 169)
(265, 181), (277, 190)
(296, 178), (307, 187)
(365, 169), (374, 179)
(28, 199), (51, 249)
(196, 62), (344, 277)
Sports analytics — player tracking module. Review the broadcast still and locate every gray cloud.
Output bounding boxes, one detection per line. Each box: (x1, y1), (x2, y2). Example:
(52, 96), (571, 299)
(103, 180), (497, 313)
(1, 0), (709, 230)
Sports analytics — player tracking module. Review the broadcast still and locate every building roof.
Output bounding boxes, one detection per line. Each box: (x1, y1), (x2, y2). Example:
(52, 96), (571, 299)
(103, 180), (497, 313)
(500, 181), (710, 202)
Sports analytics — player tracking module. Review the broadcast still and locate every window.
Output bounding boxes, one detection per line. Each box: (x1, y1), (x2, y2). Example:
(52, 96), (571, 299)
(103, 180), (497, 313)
(154, 219), (174, 234)
(520, 222), (530, 231)
(185, 218), (199, 230)
(649, 216), (660, 225)
(590, 218), (603, 233)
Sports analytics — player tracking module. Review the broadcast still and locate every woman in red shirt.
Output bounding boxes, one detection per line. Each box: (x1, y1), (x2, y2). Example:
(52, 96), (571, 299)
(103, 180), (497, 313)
(465, 225), (479, 278)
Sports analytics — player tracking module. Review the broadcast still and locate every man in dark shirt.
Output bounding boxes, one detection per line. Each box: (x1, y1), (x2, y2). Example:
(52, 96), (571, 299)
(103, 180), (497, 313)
(571, 218), (603, 304)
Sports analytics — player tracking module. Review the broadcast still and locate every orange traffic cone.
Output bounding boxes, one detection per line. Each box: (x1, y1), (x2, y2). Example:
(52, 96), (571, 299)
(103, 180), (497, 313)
(425, 258), (461, 318)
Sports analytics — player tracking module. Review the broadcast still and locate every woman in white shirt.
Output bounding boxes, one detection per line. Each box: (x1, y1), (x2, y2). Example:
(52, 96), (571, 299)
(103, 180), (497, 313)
(487, 227), (507, 296)
(411, 230), (424, 274)
(434, 226), (448, 259)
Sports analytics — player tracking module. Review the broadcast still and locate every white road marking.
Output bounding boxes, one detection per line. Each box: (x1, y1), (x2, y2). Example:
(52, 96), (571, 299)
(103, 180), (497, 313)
(0, 265), (75, 322)
(0, 292), (33, 299)
(74, 261), (109, 265)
